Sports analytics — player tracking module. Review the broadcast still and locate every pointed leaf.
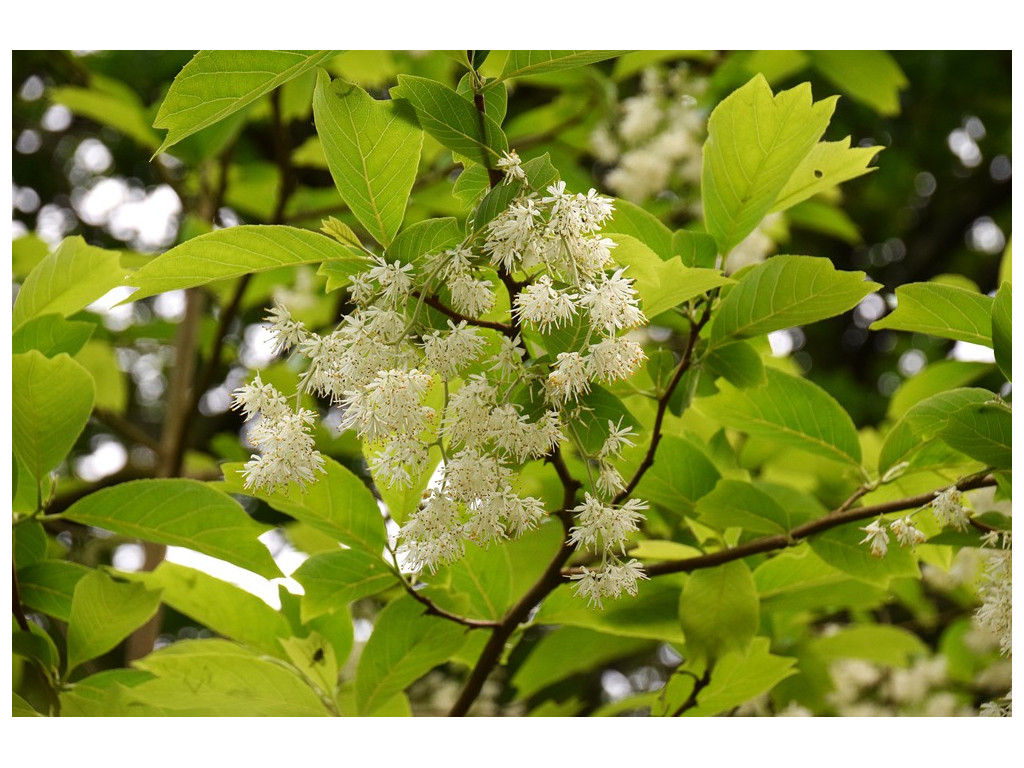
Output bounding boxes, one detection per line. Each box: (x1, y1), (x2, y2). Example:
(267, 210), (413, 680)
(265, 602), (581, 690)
(217, 457), (387, 555)
(391, 75), (507, 166)
(870, 282), (994, 347)
(704, 340), (766, 389)
(385, 217), (462, 269)
(770, 138), (881, 213)
(66, 570), (163, 672)
(313, 71), (423, 247)
(12, 236), (128, 331)
(698, 367), (862, 467)
(355, 595), (467, 715)
(888, 359), (994, 418)
(62, 479), (280, 578)
(702, 75), (837, 253)
(676, 638), (797, 716)
(673, 230), (718, 268)
(695, 479), (792, 535)
(293, 549), (398, 621)
(12, 351), (95, 483)
(605, 199), (674, 259)
(123, 225), (362, 302)
(710, 255), (880, 343)
(808, 50), (908, 116)
(154, 50), (339, 154)
(51, 77), (160, 150)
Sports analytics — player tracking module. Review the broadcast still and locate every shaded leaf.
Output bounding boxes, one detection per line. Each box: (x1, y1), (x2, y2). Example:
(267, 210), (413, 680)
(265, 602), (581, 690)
(497, 51), (628, 83)
(704, 340), (766, 389)
(67, 570), (163, 672)
(808, 50), (908, 116)
(293, 549), (397, 621)
(51, 75), (160, 149)
(12, 351), (95, 483)
(695, 479), (792, 535)
(11, 314), (94, 357)
(992, 282), (1011, 380)
(810, 624), (928, 667)
(635, 435), (721, 511)
(17, 560), (91, 622)
(679, 561), (759, 664)
(809, 522), (919, 587)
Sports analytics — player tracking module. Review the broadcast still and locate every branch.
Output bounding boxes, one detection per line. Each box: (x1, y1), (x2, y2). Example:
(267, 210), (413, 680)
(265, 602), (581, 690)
(412, 291), (515, 336)
(614, 303), (711, 504)
(92, 407), (162, 454)
(401, 580), (501, 629)
(629, 473), (999, 579)
(670, 668), (712, 717)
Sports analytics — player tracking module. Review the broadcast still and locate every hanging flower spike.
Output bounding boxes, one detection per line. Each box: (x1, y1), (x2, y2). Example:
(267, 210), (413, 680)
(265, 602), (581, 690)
(859, 517), (890, 558)
(889, 516), (926, 548)
(932, 486), (970, 531)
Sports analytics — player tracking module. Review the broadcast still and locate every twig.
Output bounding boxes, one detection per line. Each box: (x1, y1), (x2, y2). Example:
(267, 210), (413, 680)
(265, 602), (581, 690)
(670, 668), (712, 716)
(412, 291), (515, 336)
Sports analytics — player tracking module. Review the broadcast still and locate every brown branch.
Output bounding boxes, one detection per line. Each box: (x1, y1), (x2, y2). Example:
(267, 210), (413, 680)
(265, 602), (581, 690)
(92, 407), (162, 454)
(401, 581), (501, 629)
(670, 668), (712, 717)
(626, 473), (999, 579)
(12, 565), (30, 632)
(412, 291), (515, 336)
(614, 303), (711, 504)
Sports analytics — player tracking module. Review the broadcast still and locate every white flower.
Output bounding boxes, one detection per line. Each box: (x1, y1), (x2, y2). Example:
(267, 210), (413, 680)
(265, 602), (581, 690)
(496, 149), (527, 184)
(484, 196), (540, 273)
(241, 405), (326, 493)
(569, 493), (647, 554)
(598, 418), (637, 460)
(570, 558), (649, 609)
(265, 302), (307, 353)
(889, 516), (926, 548)
(579, 268), (645, 332)
(367, 433), (429, 489)
(399, 490), (464, 574)
(340, 368), (435, 442)
(367, 256), (415, 306)
(421, 320), (487, 379)
(487, 334), (527, 382)
(514, 275), (578, 332)
(932, 486), (970, 531)
(859, 518), (889, 558)
(231, 372), (287, 421)
(596, 461), (626, 497)
(587, 335), (646, 383)
(546, 351), (591, 404)
(444, 375), (498, 450)
(442, 448), (508, 504)
(450, 274), (496, 317)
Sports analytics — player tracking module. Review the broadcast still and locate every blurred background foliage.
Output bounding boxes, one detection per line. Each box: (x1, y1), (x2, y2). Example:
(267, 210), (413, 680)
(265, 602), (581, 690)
(11, 50), (1012, 715)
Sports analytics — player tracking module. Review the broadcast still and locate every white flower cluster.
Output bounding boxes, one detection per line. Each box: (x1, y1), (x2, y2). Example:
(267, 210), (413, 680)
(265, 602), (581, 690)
(231, 373), (325, 493)
(591, 65), (707, 204)
(858, 513), (926, 558)
(232, 157), (653, 606)
(976, 530), (1011, 659)
(931, 486), (971, 530)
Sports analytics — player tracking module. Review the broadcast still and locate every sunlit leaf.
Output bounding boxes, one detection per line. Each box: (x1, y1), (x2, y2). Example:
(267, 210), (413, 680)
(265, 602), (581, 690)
(770, 138), (881, 213)
(679, 561), (759, 664)
(293, 549), (398, 621)
(870, 282), (994, 347)
(11, 314), (94, 358)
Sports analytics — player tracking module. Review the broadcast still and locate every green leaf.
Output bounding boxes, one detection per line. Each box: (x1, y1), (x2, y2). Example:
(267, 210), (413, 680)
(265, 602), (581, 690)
(877, 417), (971, 476)
(66, 570), (163, 672)
(934, 401), (1012, 469)
(809, 624), (928, 667)
(704, 341), (766, 389)
(62, 479), (281, 578)
(786, 199), (862, 244)
(11, 314), (94, 357)
(16, 560), (91, 622)
(609, 234), (732, 318)
(770, 138), (881, 213)
(124, 225), (361, 302)
(132, 562), (292, 658)
(635, 435), (721, 511)
(467, 154), (559, 241)
(496, 51), (628, 83)
(674, 638), (797, 716)
(534, 575), (687, 644)
(51, 76), (160, 149)
(12, 351), (94, 483)
(700, 367), (862, 466)
(129, 639), (330, 716)
(12, 236), (128, 331)
(695, 479), (793, 535)
(455, 73), (507, 124)
(313, 71), (423, 247)
(573, 386), (639, 456)
(12, 692), (44, 717)
(13, 521), (48, 570)
(74, 340), (129, 412)
(217, 457), (386, 555)
(679, 561), (759, 664)
(807, 50), (908, 116)
(710, 255), (880, 343)
(992, 282), (1011, 380)
(391, 75), (507, 166)
(605, 199), (674, 259)
(154, 50), (339, 154)
(755, 547), (885, 613)
(510, 627), (652, 700)
(809, 522), (920, 587)
(293, 549), (397, 621)
(59, 669), (171, 717)
(13, 625), (60, 678)
(870, 282), (994, 347)
(672, 230), (719, 268)
(355, 595), (467, 715)
(452, 164), (491, 205)
(279, 631), (339, 700)
(702, 75), (837, 254)
(385, 217), (462, 269)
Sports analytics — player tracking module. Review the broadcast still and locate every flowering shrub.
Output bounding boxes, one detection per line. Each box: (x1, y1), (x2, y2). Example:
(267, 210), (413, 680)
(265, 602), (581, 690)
(12, 50), (1011, 719)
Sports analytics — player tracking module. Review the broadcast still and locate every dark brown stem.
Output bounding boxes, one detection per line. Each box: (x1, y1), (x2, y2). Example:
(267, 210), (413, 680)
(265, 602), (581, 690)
(629, 473), (999, 578)
(412, 291), (515, 336)
(92, 407), (162, 455)
(614, 303), (710, 504)
(670, 667), (712, 716)
(401, 581), (501, 629)
(448, 447), (580, 716)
